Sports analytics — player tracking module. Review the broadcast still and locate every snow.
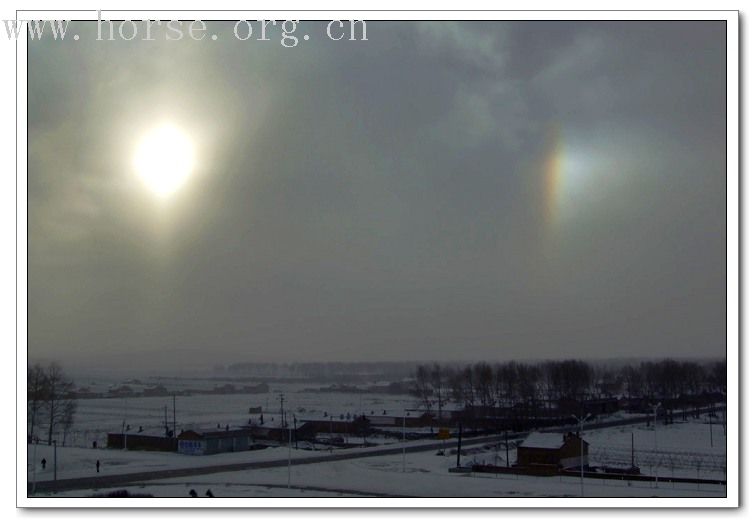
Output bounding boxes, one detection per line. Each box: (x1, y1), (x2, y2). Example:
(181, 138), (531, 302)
(47, 387), (422, 449)
(582, 416), (727, 479)
(27, 378), (728, 499)
(37, 448), (725, 499)
(28, 416), (728, 498)
(27, 434), (463, 482)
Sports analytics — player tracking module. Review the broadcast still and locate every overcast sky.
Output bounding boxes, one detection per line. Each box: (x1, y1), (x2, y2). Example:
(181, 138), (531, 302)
(28, 21), (726, 370)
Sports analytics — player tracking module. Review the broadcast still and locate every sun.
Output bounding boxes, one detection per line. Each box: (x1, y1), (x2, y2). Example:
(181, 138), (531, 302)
(134, 124), (195, 197)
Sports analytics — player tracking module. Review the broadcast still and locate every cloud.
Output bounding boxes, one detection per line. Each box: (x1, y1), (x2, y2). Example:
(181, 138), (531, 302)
(416, 21), (507, 73)
(27, 21), (726, 368)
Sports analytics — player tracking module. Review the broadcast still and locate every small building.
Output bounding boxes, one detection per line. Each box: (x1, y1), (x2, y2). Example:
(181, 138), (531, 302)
(177, 429), (251, 455)
(516, 432), (588, 469)
(107, 432), (177, 452)
(248, 422), (317, 444)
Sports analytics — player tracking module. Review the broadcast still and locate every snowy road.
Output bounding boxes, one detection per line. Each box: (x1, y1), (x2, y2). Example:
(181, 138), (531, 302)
(29, 432), (512, 494)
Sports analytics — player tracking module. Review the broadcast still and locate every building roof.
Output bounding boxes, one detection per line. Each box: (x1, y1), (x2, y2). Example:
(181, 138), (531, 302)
(178, 428), (251, 440)
(519, 432), (567, 450)
(519, 432), (588, 450)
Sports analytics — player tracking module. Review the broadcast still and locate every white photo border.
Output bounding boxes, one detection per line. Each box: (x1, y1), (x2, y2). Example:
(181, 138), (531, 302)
(14, 7), (739, 509)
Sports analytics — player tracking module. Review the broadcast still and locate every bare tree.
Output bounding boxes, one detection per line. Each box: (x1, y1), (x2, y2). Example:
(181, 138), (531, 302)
(459, 365), (476, 408)
(619, 365), (642, 398)
(412, 364), (434, 413)
(515, 363), (541, 411)
(472, 362), (495, 408)
(710, 360), (726, 393)
(60, 399), (77, 446)
(44, 363), (76, 445)
(494, 362), (518, 408)
(429, 363), (451, 425)
(27, 363), (48, 443)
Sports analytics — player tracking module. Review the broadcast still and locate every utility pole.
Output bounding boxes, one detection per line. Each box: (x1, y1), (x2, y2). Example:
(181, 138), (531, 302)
(279, 394), (286, 444)
(172, 395), (176, 433)
(572, 413), (591, 497)
(456, 421), (462, 468)
(653, 402), (662, 488)
(709, 409), (714, 448)
(579, 420), (584, 497)
(123, 398), (128, 450)
(631, 432), (635, 469)
(53, 440), (57, 483)
(293, 414), (298, 449)
(505, 428), (509, 467)
(164, 405), (168, 436)
(287, 416), (292, 489)
(402, 411), (407, 473)
(494, 441), (499, 476)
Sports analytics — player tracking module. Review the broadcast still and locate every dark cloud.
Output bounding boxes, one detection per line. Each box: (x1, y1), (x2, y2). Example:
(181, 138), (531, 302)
(28, 21), (726, 369)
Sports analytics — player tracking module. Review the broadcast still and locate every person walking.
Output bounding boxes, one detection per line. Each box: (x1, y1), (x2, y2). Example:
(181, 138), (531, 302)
(96, 460), (100, 473)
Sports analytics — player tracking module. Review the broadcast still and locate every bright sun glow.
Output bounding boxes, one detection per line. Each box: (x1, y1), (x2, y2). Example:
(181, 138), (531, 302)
(134, 124), (195, 197)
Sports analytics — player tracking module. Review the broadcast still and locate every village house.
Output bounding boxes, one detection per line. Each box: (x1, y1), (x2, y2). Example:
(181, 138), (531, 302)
(177, 428), (251, 455)
(516, 432), (589, 470)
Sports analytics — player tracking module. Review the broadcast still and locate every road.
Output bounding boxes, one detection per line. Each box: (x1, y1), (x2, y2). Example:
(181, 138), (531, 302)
(29, 433), (513, 494)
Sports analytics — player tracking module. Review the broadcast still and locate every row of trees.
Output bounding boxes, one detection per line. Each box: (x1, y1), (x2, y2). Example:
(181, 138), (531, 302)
(27, 362), (77, 445)
(616, 360), (726, 399)
(412, 359), (726, 416)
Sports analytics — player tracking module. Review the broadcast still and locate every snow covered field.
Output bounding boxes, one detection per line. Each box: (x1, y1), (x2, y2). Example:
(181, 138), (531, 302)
(50, 386), (418, 449)
(584, 416), (727, 479)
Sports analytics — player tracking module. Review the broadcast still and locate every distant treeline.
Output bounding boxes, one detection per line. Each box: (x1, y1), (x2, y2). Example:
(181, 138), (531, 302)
(411, 359), (726, 415)
(222, 361), (418, 382)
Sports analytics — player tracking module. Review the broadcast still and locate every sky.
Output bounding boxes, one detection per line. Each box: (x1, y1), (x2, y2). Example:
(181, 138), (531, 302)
(27, 21), (726, 370)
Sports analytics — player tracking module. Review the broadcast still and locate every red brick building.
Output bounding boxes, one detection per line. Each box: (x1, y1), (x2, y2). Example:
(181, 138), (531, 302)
(516, 432), (588, 469)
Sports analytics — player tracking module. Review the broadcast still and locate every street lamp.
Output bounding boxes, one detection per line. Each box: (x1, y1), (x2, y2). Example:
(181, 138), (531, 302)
(571, 413), (592, 497)
(652, 402), (663, 488)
